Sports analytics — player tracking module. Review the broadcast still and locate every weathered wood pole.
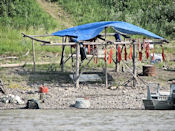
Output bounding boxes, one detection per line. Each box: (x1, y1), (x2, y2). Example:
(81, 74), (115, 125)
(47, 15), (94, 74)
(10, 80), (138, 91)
(70, 46), (74, 69)
(132, 42), (137, 87)
(75, 42), (80, 88)
(60, 37), (65, 72)
(32, 39), (36, 72)
(104, 28), (108, 88)
(115, 45), (119, 72)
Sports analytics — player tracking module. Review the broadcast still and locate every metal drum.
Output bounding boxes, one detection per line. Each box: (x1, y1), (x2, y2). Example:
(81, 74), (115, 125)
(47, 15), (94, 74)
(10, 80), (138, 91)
(143, 65), (155, 76)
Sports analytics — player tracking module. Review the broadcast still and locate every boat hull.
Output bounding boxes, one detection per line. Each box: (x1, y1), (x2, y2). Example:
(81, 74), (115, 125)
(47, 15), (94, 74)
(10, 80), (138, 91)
(143, 99), (173, 110)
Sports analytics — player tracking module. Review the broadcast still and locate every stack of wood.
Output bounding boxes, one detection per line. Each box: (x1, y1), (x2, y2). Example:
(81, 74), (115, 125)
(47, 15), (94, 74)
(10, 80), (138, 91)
(0, 79), (6, 94)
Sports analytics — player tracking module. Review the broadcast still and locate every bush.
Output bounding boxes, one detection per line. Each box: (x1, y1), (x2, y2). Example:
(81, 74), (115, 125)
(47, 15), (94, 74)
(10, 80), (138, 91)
(0, 0), (57, 30)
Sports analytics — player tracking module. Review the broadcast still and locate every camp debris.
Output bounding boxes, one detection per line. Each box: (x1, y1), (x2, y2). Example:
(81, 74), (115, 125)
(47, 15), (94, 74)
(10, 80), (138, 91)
(0, 94), (24, 105)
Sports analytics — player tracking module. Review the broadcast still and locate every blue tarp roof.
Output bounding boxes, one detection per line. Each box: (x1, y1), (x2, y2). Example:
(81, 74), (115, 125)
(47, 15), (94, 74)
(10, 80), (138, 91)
(52, 21), (163, 41)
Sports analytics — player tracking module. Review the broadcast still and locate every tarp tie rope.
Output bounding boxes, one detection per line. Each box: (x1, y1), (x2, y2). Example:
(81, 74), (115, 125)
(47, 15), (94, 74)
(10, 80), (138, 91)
(145, 43), (150, 59)
(162, 46), (165, 61)
(129, 45), (132, 60)
(117, 45), (122, 62)
(108, 48), (113, 64)
(138, 39), (142, 61)
(124, 45), (127, 61)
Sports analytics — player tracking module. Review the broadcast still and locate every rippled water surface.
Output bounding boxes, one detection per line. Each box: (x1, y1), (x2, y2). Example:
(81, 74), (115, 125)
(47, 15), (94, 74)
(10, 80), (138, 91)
(0, 110), (175, 131)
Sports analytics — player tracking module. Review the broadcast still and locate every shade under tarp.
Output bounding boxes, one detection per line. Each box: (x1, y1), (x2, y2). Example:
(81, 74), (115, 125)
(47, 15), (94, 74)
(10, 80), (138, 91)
(52, 21), (163, 41)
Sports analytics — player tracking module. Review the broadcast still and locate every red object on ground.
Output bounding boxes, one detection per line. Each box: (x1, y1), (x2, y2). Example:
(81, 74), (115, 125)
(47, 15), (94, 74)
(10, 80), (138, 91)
(117, 45), (122, 62)
(108, 48), (113, 64)
(124, 45), (127, 61)
(129, 45), (132, 60)
(40, 86), (48, 93)
(162, 47), (165, 61)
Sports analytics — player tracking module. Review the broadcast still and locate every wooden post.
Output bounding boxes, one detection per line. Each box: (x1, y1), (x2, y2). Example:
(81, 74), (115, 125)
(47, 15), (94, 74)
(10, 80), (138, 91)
(132, 42), (137, 87)
(70, 46), (74, 69)
(75, 42), (80, 88)
(115, 45), (119, 72)
(32, 39), (36, 72)
(60, 45), (65, 72)
(104, 28), (108, 88)
(105, 44), (108, 88)
(60, 37), (65, 72)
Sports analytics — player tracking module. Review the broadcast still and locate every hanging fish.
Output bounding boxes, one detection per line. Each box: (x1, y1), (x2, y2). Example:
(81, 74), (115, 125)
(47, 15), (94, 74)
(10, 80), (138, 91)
(124, 45), (127, 61)
(139, 52), (142, 61)
(152, 48), (155, 61)
(146, 43), (150, 59)
(88, 44), (91, 55)
(118, 45), (122, 62)
(108, 48), (113, 64)
(129, 45), (132, 60)
(162, 46), (165, 61)
(138, 39), (142, 61)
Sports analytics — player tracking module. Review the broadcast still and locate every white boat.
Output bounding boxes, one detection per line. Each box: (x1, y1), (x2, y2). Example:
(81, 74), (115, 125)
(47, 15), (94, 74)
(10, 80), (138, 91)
(142, 82), (175, 110)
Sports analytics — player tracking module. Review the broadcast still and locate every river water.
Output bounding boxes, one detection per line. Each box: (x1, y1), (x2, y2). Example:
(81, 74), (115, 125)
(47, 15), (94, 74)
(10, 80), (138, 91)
(0, 110), (175, 131)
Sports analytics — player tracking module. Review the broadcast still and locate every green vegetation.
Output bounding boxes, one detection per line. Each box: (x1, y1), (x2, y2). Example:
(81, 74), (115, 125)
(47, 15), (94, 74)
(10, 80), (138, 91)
(56, 0), (175, 39)
(0, 0), (57, 30)
(0, 0), (174, 64)
(0, 0), (63, 56)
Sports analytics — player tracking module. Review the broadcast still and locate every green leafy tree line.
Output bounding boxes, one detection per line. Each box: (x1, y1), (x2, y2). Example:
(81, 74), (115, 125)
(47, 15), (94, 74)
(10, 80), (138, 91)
(0, 0), (57, 30)
(55, 0), (175, 39)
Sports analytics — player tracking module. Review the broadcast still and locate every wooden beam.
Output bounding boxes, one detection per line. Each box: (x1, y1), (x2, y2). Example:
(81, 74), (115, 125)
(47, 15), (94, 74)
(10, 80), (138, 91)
(70, 46), (74, 69)
(60, 37), (65, 72)
(115, 45), (119, 72)
(22, 33), (166, 45)
(0, 63), (25, 68)
(41, 41), (132, 46)
(41, 43), (76, 46)
(32, 39), (36, 72)
(132, 42), (137, 87)
(104, 28), (108, 88)
(100, 33), (115, 36)
(26, 34), (52, 37)
(40, 41), (164, 46)
(75, 43), (80, 88)
(22, 33), (50, 43)
(0, 56), (18, 60)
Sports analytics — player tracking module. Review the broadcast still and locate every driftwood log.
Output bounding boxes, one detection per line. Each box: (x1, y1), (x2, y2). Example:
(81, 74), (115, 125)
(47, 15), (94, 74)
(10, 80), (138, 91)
(0, 79), (6, 94)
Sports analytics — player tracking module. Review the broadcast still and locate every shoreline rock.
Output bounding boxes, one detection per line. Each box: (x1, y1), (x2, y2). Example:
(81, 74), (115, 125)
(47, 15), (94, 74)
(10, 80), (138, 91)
(0, 84), (147, 110)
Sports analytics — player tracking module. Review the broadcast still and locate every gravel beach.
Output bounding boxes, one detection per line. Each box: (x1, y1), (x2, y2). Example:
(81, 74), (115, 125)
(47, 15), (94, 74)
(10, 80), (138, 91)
(0, 83), (147, 110)
(0, 66), (174, 110)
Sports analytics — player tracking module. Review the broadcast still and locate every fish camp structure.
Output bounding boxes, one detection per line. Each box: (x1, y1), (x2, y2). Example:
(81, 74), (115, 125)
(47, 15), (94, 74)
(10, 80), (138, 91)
(22, 21), (168, 88)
